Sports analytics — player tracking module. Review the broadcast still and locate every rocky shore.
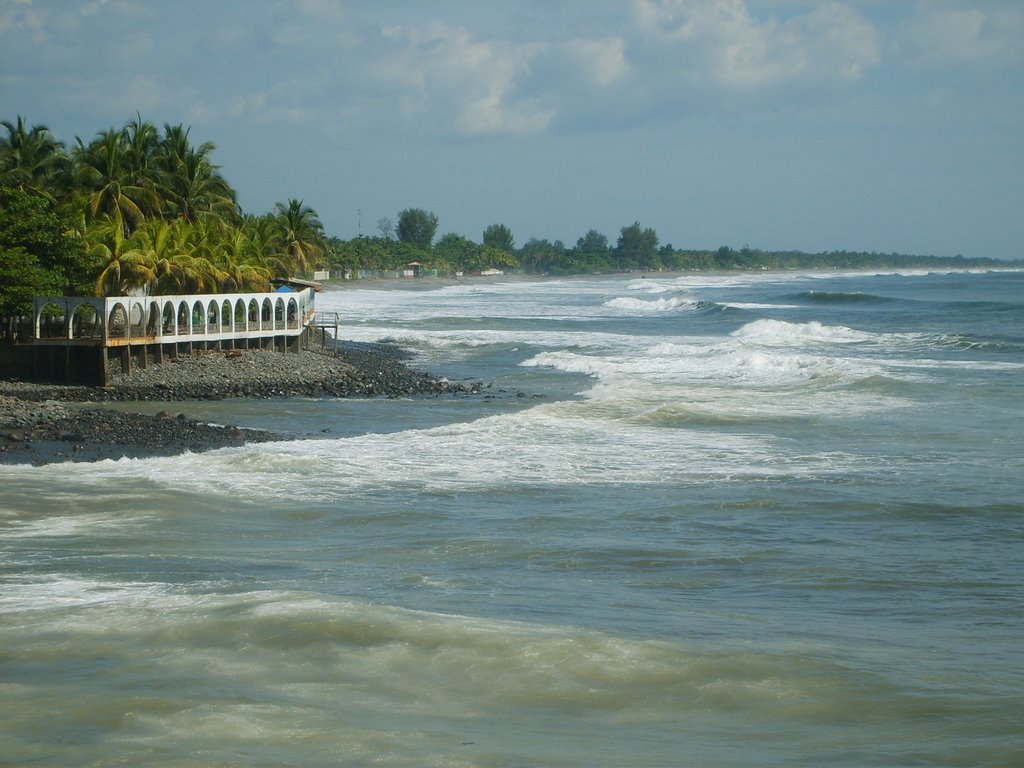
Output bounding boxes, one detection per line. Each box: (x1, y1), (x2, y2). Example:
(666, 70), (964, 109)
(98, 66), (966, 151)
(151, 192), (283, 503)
(1, 341), (484, 466)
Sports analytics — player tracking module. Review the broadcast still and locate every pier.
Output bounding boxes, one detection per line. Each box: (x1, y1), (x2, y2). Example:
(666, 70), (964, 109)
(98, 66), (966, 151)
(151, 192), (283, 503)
(16, 287), (319, 386)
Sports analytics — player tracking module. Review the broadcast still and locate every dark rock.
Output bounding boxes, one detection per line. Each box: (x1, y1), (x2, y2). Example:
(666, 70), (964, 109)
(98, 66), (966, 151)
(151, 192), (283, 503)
(1, 340), (500, 466)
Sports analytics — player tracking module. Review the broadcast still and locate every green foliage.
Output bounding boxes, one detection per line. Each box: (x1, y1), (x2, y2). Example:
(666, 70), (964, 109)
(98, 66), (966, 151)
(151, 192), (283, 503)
(0, 246), (62, 316)
(2, 112), (1008, 301)
(482, 223), (514, 253)
(519, 237), (566, 274)
(397, 208), (438, 250)
(482, 245), (520, 270)
(0, 117), (70, 200)
(1, 115), (330, 298)
(155, 124), (237, 225)
(272, 198), (326, 278)
(571, 229), (613, 273)
(0, 186), (92, 302)
(615, 222), (659, 270)
(432, 233), (478, 271)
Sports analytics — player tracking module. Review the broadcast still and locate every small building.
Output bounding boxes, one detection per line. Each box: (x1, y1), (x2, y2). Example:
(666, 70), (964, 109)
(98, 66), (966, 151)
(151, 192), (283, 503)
(271, 277), (323, 292)
(403, 262), (424, 278)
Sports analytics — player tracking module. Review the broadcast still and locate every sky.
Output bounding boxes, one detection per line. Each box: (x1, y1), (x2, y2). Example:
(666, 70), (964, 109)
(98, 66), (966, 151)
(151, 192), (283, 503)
(1, 0), (1022, 260)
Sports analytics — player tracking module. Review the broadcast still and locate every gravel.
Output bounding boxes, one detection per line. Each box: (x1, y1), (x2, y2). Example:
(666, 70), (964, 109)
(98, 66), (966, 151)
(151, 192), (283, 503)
(0, 395), (278, 465)
(0, 340), (488, 466)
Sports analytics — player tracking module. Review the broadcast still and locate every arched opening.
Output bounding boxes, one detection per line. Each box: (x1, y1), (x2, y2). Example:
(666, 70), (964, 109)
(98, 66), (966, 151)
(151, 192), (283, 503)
(206, 300), (219, 333)
(72, 302), (101, 339)
(177, 301), (191, 335)
(108, 303), (128, 338)
(192, 300), (205, 334)
(146, 300), (159, 336)
(248, 298), (259, 330)
(287, 298), (298, 329)
(38, 302), (67, 339)
(128, 301), (145, 338)
(221, 300), (232, 331)
(261, 298), (272, 330)
(274, 297), (285, 328)
(235, 299), (248, 330)
(162, 301), (175, 334)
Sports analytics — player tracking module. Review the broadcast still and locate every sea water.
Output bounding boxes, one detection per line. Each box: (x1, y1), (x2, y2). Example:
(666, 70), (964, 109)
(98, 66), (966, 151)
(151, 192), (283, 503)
(2, 270), (1022, 767)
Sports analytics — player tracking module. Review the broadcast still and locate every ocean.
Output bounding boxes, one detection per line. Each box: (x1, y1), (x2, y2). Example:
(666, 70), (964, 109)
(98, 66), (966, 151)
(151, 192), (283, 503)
(2, 269), (1022, 767)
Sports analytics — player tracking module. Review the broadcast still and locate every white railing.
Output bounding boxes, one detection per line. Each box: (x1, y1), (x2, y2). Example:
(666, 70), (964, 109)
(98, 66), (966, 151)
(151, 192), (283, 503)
(32, 288), (317, 346)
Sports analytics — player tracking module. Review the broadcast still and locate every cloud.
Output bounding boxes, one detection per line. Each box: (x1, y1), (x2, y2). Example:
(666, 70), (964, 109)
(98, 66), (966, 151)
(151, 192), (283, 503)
(895, 2), (1024, 68)
(0, 0), (49, 44)
(188, 75), (331, 128)
(565, 37), (629, 88)
(51, 73), (201, 129)
(80, 0), (110, 16)
(629, 0), (880, 88)
(378, 21), (557, 135)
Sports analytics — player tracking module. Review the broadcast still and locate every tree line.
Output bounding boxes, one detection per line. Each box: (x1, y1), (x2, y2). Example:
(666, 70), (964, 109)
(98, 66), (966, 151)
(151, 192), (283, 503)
(328, 216), (1001, 277)
(1, 115), (1005, 319)
(0, 115), (335, 319)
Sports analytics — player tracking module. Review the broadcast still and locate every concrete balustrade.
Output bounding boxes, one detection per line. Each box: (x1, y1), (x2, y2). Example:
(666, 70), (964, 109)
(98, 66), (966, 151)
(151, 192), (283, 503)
(23, 288), (318, 385)
(33, 288), (315, 345)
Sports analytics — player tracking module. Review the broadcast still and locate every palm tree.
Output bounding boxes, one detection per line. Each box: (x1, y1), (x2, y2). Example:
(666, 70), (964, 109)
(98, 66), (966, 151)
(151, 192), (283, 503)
(213, 226), (273, 292)
(272, 198), (325, 278)
(155, 123), (237, 225)
(122, 114), (160, 184)
(242, 213), (291, 279)
(0, 116), (71, 200)
(73, 128), (158, 236)
(89, 210), (157, 295)
(129, 219), (187, 295)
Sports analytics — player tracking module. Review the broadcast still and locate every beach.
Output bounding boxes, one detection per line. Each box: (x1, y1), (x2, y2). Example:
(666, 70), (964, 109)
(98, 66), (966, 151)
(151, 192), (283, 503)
(0, 340), (485, 465)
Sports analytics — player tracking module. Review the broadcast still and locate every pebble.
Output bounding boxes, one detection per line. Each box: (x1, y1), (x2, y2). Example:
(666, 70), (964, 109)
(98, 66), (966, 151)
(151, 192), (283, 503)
(0, 342), (486, 466)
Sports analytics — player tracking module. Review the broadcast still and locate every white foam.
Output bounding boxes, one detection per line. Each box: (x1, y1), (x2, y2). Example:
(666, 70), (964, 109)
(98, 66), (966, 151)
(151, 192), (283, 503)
(731, 319), (874, 345)
(625, 279), (675, 294)
(318, 279), (605, 324)
(0, 575), (176, 613)
(523, 339), (885, 390)
(521, 333), (920, 426)
(721, 302), (801, 310)
(0, 511), (147, 540)
(51, 398), (869, 505)
(603, 295), (701, 313)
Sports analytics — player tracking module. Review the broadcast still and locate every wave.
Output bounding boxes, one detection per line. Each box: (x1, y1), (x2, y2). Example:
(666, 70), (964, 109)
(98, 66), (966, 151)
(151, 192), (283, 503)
(603, 295), (714, 313)
(1, 578), (1003, 766)
(1, 583), (904, 731)
(920, 332), (1024, 354)
(731, 319), (875, 345)
(732, 321), (1022, 358)
(720, 301), (800, 310)
(793, 290), (893, 304)
(2, 395), (875, 501)
(523, 346), (920, 428)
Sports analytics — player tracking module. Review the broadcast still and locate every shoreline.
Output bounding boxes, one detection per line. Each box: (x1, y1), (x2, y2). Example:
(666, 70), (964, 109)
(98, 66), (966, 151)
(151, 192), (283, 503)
(1, 341), (487, 466)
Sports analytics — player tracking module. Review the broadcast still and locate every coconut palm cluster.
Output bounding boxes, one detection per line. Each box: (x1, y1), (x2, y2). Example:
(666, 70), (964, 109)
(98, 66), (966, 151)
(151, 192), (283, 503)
(1, 115), (326, 298)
